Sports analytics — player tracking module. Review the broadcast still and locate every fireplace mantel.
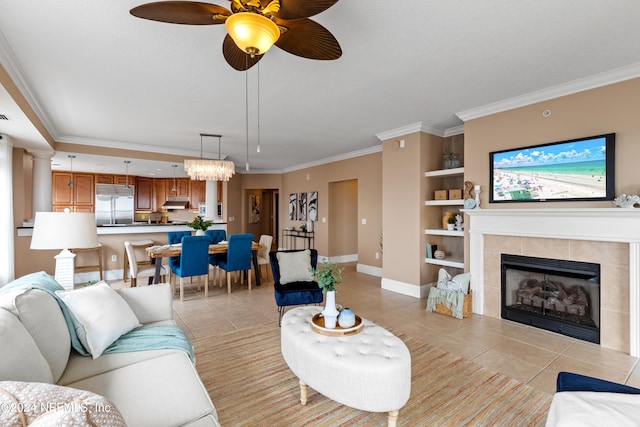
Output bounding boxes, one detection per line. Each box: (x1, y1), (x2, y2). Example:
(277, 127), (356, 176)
(464, 208), (640, 356)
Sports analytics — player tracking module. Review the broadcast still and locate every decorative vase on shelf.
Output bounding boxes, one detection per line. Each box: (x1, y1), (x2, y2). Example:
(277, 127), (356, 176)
(306, 219), (314, 232)
(322, 290), (339, 329)
(338, 307), (356, 328)
(195, 229), (205, 236)
(447, 224), (455, 231)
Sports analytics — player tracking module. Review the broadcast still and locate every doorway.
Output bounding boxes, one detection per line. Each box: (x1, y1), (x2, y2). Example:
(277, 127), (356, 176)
(328, 180), (358, 259)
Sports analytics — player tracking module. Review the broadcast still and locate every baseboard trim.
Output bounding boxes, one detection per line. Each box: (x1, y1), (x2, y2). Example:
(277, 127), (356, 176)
(357, 264), (383, 277)
(381, 278), (431, 299)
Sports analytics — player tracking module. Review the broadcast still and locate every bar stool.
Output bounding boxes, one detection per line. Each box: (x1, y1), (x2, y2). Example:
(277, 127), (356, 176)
(70, 243), (104, 281)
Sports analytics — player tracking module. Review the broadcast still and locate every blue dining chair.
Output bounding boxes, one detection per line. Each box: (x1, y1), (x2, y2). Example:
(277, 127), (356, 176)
(167, 231), (191, 283)
(206, 229), (227, 286)
(170, 235), (211, 302)
(218, 233), (254, 294)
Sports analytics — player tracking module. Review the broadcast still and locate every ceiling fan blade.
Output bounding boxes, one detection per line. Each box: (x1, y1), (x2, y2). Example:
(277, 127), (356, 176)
(271, 0), (340, 21)
(222, 35), (263, 71)
(273, 18), (341, 60)
(130, 1), (231, 25)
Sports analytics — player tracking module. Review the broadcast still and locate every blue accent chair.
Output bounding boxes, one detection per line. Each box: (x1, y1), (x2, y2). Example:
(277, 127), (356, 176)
(218, 234), (254, 294)
(167, 231), (192, 268)
(270, 249), (323, 326)
(170, 235), (211, 301)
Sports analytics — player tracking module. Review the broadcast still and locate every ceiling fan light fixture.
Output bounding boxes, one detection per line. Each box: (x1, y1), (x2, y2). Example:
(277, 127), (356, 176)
(225, 12), (280, 56)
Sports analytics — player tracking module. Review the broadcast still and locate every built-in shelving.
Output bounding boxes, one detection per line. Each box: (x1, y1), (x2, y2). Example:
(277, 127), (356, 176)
(424, 229), (464, 237)
(425, 161), (465, 270)
(424, 167), (464, 178)
(424, 257), (464, 268)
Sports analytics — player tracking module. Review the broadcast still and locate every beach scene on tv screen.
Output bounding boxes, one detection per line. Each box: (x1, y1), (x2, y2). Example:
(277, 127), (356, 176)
(492, 137), (608, 201)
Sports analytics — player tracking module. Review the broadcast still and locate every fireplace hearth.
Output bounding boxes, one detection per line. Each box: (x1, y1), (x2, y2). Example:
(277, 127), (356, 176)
(501, 254), (600, 344)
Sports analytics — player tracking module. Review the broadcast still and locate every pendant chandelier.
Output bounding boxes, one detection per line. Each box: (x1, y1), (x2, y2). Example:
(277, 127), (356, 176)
(184, 134), (235, 182)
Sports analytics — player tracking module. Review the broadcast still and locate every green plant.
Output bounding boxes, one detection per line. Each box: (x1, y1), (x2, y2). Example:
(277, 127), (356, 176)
(186, 215), (213, 231)
(311, 259), (344, 293)
(447, 216), (455, 224)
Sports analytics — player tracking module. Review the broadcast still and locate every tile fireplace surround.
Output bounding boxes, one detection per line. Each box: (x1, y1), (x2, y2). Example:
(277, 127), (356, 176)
(464, 208), (640, 357)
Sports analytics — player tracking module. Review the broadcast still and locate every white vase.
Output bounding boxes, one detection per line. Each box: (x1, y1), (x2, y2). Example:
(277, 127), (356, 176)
(322, 290), (339, 329)
(195, 229), (205, 236)
(306, 219), (314, 232)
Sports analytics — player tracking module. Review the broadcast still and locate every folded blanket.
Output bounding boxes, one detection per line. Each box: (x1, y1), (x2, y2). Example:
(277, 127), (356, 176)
(426, 287), (465, 319)
(106, 325), (194, 362)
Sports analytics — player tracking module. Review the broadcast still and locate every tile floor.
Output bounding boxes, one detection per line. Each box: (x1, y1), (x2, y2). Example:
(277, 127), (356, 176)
(114, 262), (640, 395)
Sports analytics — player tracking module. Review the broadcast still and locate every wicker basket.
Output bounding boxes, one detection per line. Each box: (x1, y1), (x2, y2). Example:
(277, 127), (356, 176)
(434, 289), (473, 318)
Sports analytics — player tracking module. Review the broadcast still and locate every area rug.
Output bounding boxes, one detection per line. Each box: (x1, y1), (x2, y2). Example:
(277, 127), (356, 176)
(193, 322), (552, 426)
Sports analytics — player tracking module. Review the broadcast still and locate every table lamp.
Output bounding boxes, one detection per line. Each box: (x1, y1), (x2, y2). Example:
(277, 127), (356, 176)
(30, 211), (99, 290)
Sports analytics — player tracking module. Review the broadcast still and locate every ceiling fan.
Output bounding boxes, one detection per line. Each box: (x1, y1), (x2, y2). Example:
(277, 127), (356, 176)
(130, 0), (342, 71)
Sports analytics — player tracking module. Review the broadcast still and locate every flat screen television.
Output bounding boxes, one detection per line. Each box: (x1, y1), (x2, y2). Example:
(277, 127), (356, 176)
(489, 133), (615, 203)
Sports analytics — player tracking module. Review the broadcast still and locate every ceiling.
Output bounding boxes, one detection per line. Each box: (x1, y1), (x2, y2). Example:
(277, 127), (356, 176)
(1, 1), (640, 177)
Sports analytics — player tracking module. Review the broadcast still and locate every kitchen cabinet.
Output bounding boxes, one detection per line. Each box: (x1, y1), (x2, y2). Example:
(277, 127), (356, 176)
(95, 174), (114, 184)
(155, 179), (168, 212)
(166, 178), (190, 198)
(115, 175), (131, 186)
(135, 177), (154, 211)
(190, 180), (205, 211)
(52, 172), (94, 212)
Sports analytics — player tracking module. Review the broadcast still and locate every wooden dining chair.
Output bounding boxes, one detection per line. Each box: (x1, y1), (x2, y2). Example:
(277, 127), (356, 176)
(218, 233), (254, 294)
(169, 235), (211, 302)
(124, 240), (168, 287)
(256, 234), (273, 283)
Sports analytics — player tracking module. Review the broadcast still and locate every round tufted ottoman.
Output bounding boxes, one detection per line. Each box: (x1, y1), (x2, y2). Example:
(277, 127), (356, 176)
(281, 306), (411, 427)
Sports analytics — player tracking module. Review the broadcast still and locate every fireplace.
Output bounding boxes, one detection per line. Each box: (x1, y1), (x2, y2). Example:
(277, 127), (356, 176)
(501, 254), (600, 344)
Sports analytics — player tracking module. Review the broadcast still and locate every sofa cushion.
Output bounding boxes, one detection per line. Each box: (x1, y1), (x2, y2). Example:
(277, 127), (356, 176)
(0, 380), (126, 426)
(67, 352), (216, 427)
(277, 249), (313, 284)
(0, 289), (70, 383)
(58, 348), (177, 386)
(0, 309), (53, 383)
(56, 282), (141, 359)
(115, 283), (173, 324)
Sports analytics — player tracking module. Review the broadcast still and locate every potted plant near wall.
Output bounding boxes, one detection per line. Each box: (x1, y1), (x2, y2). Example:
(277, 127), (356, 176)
(447, 216), (455, 231)
(187, 215), (213, 236)
(311, 259), (344, 329)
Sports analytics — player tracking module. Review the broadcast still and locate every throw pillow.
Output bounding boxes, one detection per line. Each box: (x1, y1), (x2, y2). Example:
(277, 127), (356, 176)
(277, 250), (313, 285)
(2, 289), (71, 383)
(0, 309), (53, 383)
(55, 282), (141, 359)
(0, 380), (126, 426)
(436, 268), (471, 294)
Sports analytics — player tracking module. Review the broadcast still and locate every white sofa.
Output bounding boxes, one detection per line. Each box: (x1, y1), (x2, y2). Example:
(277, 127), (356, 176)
(0, 272), (220, 427)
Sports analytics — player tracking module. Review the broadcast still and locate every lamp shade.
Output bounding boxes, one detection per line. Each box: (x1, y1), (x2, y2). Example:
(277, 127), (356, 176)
(31, 212), (99, 250)
(225, 12), (280, 55)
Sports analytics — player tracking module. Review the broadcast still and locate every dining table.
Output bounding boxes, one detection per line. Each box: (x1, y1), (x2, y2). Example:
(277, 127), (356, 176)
(147, 242), (263, 286)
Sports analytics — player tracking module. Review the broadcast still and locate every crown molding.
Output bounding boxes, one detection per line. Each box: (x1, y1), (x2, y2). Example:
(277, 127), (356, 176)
(375, 122), (464, 140)
(456, 63), (640, 122)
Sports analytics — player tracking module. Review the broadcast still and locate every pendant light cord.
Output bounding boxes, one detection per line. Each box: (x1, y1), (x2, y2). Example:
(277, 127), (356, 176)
(256, 61), (261, 154)
(245, 59), (250, 171)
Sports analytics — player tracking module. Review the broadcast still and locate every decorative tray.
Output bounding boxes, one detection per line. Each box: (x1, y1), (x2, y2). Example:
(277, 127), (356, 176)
(310, 313), (364, 336)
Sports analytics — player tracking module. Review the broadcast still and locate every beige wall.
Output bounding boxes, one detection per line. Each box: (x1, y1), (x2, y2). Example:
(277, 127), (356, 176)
(464, 78), (640, 207)
(329, 179), (358, 256)
(382, 131), (445, 287)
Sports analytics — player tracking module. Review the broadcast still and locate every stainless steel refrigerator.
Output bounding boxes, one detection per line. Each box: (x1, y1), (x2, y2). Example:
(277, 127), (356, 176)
(95, 184), (135, 225)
